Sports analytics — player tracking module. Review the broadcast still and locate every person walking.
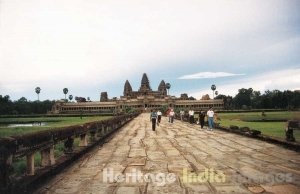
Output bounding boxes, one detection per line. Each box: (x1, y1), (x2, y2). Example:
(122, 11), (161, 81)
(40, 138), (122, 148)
(207, 107), (214, 131)
(166, 108), (171, 122)
(150, 109), (158, 131)
(199, 109), (206, 129)
(169, 109), (175, 123)
(188, 109), (195, 124)
(180, 110), (184, 121)
(157, 110), (162, 126)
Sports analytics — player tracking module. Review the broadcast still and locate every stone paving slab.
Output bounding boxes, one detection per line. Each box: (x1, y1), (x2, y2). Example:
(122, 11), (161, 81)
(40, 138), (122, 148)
(36, 113), (300, 194)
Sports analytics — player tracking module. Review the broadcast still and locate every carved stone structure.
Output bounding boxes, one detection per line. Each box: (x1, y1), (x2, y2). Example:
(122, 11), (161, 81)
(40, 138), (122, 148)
(51, 73), (224, 113)
(100, 92), (108, 102)
(122, 73), (167, 98)
(180, 93), (189, 100)
(201, 94), (211, 100)
(285, 120), (300, 141)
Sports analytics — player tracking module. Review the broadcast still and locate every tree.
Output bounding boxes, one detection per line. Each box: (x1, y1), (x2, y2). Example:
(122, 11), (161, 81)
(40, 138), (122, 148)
(166, 83), (171, 95)
(35, 87), (41, 101)
(63, 88), (69, 100)
(215, 91), (218, 97)
(233, 88), (253, 109)
(68, 95), (73, 101)
(211, 84), (216, 99)
(0, 95), (13, 114)
(15, 97), (31, 114)
(215, 94), (233, 109)
(260, 90), (272, 109)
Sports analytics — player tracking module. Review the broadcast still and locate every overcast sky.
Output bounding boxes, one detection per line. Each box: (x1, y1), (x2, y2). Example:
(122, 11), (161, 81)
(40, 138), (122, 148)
(1, 0), (300, 101)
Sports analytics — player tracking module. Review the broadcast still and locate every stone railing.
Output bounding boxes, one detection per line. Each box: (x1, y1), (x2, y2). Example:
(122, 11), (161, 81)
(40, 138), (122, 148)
(285, 120), (300, 142)
(0, 112), (139, 193)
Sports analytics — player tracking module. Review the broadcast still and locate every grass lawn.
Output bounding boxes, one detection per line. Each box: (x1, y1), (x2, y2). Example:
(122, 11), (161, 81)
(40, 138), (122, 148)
(0, 116), (111, 138)
(217, 111), (300, 141)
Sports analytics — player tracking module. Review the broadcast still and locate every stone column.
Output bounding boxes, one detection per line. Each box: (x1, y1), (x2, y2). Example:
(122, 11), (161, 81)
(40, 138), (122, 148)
(79, 134), (88, 147)
(111, 124), (114, 131)
(26, 153), (35, 175)
(64, 137), (74, 153)
(100, 124), (105, 136)
(0, 153), (13, 187)
(97, 128), (102, 137)
(90, 130), (96, 142)
(104, 126), (107, 134)
(41, 145), (55, 167)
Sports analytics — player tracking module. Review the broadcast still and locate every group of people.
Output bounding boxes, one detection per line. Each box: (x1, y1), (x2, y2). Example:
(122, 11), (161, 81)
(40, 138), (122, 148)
(150, 107), (216, 131)
(150, 108), (176, 131)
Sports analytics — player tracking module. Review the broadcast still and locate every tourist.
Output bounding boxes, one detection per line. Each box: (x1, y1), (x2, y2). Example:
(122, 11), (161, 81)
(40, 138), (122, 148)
(150, 109), (158, 131)
(188, 108), (195, 124)
(199, 109), (206, 129)
(207, 107), (214, 131)
(157, 110), (162, 126)
(169, 109), (175, 123)
(166, 108), (171, 122)
(180, 110), (184, 121)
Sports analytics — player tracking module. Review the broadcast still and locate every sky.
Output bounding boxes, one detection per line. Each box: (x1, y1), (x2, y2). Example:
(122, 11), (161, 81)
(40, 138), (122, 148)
(0, 0), (300, 101)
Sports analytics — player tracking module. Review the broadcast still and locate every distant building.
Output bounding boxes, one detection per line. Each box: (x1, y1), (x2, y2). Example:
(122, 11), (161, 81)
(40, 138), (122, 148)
(201, 94), (211, 100)
(100, 92), (108, 102)
(180, 93), (189, 100)
(51, 73), (223, 114)
(123, 73), (167, 98)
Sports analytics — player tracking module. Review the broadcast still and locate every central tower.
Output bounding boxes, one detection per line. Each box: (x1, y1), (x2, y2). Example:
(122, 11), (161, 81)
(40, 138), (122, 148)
(139, 73), (152, 94)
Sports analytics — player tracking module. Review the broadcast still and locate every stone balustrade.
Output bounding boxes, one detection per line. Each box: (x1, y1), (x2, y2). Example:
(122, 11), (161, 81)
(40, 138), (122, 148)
(0, 113), (139, 191)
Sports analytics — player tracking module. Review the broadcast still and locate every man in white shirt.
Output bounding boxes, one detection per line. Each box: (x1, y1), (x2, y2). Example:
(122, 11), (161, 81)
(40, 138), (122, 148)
(188, 109), (195, 124)
(180, 110), (184, 121)
(207, 107), (214, 131)
(169, 109), (175, 123)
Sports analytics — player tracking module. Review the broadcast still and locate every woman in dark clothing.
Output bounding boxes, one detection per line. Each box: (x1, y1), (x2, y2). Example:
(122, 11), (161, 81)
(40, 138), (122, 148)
(199, 110), (206, 129)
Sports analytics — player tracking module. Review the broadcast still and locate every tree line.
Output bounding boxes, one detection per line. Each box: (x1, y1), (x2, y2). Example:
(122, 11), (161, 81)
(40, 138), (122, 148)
(1, 89), (299, 115)
(215, 88), (300, 110)
(0, 95), (55, 115)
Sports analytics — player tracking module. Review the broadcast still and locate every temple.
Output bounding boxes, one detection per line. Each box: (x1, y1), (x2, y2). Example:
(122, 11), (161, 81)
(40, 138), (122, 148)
(51, 73), (224, 114)
(122, 73), (167, 99)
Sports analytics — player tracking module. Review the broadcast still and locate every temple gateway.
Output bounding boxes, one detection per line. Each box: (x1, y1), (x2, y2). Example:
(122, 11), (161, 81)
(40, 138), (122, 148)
(51, 73), (224, 114)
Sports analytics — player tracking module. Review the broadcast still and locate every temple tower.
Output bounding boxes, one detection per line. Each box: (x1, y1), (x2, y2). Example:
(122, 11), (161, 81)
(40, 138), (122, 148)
(158, 80), (167, 96)
(139, 73), (152, 94)
(100, 92), (108, 102)
(123, 80), (133, 96)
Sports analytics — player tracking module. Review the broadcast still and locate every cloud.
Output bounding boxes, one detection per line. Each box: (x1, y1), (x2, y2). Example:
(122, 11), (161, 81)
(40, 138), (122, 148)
(178, 72), (245, 79)
(0, 0), (299, 100)
(189, 68), (300, 99)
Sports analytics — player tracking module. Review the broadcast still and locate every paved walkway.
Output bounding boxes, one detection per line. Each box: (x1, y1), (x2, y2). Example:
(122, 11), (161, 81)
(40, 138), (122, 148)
(37, 113), (300, 194)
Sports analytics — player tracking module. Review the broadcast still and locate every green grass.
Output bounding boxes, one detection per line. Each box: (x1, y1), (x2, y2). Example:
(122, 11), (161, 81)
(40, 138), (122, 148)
(0, 116), (111, 138)
(217, 111), (300, 121)
(12, 138), (82, 175)
(217, 111), (300, 141)
(12, 152), (41, 176)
